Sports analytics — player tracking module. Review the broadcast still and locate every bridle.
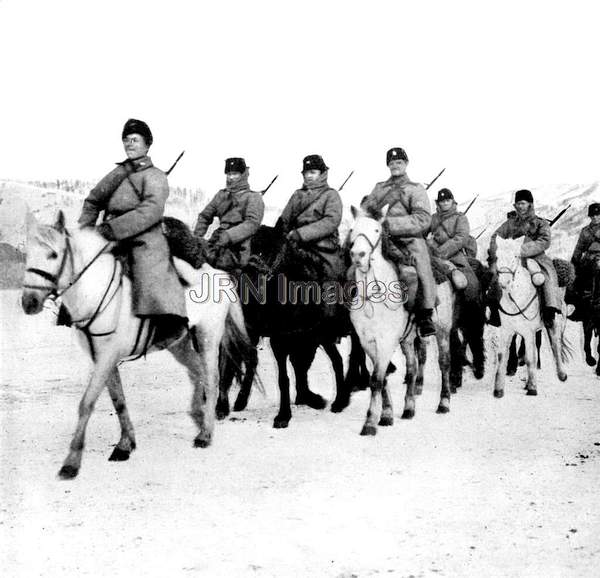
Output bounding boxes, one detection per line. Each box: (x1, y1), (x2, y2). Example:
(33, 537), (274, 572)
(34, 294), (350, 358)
(496, 255), (539, 320)
(24, 232), (111, 300)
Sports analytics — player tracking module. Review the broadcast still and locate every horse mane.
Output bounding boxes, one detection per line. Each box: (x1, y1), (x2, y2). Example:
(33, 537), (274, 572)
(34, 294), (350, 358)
(70, 226), (111, 259)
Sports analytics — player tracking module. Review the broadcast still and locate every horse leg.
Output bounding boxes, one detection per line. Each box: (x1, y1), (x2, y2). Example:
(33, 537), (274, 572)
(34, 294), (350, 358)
(270, 339), (292, 428)
(360, 366), (386, 436)
(345, 330), (369, 392)
(536, 329), (542, 369)
(292, 344), (325, 409)
(216, 352), (235, 420)
(517, 335), (527, 366)
(435, 328), (452, 414)
(546, 323), (568, 382)
(584, 322), (596, 366)
(449, 328), (463, 393)
(494, 330), (511, 398)
(58, 353), (119, 479)
(106, 368), (136, 461)
(506, 335), (518, 376)
(170, 332), (217, 448)
(325, 341), (351, 413)
(523, 331), (538, 396)
(233, 333), (259, 412)
(399, 337), (418, 419)
(414, 336), (427, 396)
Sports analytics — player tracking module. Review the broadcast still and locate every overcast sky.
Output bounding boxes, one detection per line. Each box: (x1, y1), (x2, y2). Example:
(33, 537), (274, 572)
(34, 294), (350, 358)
(0, 0), (598, 208)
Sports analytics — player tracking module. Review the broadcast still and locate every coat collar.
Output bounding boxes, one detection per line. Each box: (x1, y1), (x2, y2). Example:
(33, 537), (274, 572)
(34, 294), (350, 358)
(116, 155), (153, 172)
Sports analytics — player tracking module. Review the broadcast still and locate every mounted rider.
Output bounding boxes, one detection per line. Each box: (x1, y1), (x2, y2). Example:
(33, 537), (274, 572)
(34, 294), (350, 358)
(360, 147), (436, 337)
(487, 189), (561, 327)
(427, 188), (480, 300)
(77, 118), (187, 347)
(275, 154), (344, 316)
(193, 157), (265, 275)
(565, 202), (600, 321)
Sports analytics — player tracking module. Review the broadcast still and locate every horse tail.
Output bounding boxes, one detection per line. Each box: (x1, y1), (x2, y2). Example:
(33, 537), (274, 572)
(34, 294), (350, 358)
(220, 299), (263, 394)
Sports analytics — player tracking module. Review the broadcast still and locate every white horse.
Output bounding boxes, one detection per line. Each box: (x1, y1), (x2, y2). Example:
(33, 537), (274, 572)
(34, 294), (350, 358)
(347, 207), (454, 436)
(21, 211), (254, 479)
(493, 236), (569, 397)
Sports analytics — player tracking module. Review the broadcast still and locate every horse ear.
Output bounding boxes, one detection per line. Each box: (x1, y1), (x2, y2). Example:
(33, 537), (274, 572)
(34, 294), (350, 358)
(53, 210), (66, 233)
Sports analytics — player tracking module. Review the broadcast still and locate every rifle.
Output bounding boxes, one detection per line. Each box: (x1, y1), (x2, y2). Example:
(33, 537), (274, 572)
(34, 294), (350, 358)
(339, 171), (354, 191)
(464, 194), (479, 215)
(166, 151), (185, 176)
(425, 168), (446, 191)
(261, 175), (278, 195)
(548, 204), (571, 227)
(475, 226), (487, 240)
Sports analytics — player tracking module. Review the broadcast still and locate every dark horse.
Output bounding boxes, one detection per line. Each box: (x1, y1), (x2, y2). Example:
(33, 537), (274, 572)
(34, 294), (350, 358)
(217, 225), (369, 428)
(575, 253), (600, 374)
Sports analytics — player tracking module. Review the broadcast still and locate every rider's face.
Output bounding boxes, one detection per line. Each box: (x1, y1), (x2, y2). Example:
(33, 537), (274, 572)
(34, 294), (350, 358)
(122, 133), (149, 159)
(388, 159), (407, 177)
(437, 199), (453, 212)
(514, 200), (531, 216)
(591, 215), (600, 226)
(226, 171), (243, 186)
(303, 169), (321, 183)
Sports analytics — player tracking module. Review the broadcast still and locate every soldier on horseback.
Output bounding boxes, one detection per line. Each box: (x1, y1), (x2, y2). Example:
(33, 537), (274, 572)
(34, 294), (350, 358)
(274, 154), (344, 316)
(566, 202), (600, 321)
(487, 189), (562, 328)
(77, 118), (187, 347)
(360, 147), (437, 337)
(427, 188), (480, 299)
(193, 157), (265, 275)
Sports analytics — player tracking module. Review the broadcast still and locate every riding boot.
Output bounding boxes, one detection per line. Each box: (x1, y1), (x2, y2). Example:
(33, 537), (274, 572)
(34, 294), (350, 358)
(152, 315), (189, 350)
(416, 308), (436, 337)
(543, 307), (558, 329)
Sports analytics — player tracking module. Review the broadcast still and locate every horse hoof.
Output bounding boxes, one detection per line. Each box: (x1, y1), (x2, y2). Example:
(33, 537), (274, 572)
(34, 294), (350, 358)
(216, 409), (228, 421)
(450, 385), (457, 394)
(296, 393), (327, 410)
(401, 408), (415, 420)
(378, 415), (394, 426)
(415, 385), (423, 396)
(586, 356), (596, 367)
(526, 388), (538, 396)
(494, 389), (504, 398)
(474, 366), (485, 380)
(58, 465), (79, 480)
(360, 424), (377, 436)
(506, 368), (517, 377)
(436, 404), (450, 414)
(558, 372), (568, 382)
(108, 447), (130, 462)
(193, 436), (212, 448)
(273, 417), (290, 429)
(330, 396), (350, 413)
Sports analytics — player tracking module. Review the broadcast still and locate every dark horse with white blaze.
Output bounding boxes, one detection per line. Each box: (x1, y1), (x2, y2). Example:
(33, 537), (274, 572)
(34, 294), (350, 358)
(21, 211), (255, 479)
(217, 224), (368, 428)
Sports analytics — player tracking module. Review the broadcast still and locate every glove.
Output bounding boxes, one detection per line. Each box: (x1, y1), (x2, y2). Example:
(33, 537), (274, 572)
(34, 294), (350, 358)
(287, 230), (302, 242)
(211, 229), (230, 248)
(96, 223), (116, 241)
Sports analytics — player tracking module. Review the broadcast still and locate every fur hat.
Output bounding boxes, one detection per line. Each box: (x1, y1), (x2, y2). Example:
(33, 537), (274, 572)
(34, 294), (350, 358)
(386, 147), (408, 165)
(302, 154), (328, 172)
(224, 157), (247, 174)
(514, 189), (534, 204)
(121, 118), (153, 146)
(436, 188), (454, 202)
(589, 203), (600, 217)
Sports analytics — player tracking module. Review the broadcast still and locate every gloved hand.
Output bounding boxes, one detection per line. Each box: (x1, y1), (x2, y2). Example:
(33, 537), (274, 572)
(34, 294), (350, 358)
(96, 223), (116, 241)
(212, 230), (230, 248)
(287, 230), (302, 242)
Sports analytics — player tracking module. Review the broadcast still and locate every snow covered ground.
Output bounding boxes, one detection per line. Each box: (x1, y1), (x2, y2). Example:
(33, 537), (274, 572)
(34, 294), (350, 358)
(1, 289), (600, 577)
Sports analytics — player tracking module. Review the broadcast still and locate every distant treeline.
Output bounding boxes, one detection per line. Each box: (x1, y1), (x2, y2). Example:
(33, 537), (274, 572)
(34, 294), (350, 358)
(27, 179), (206, 206)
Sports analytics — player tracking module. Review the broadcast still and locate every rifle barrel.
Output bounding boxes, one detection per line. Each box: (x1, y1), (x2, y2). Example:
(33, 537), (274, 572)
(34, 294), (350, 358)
(339, 170), (354, 191)
(166, 151), (185, 176)
(426, 168), (446, 191)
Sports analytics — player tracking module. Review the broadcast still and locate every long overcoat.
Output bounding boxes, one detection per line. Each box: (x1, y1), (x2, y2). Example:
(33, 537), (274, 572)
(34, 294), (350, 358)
(78, 156), (186, 318)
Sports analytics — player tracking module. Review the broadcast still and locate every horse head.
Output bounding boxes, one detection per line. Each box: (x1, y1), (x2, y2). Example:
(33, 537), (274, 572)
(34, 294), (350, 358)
(21, 211), (109, 315)
(495, 236), (525, 290)
(21, 211), (72, 314)
(348, 205), (386, 274)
